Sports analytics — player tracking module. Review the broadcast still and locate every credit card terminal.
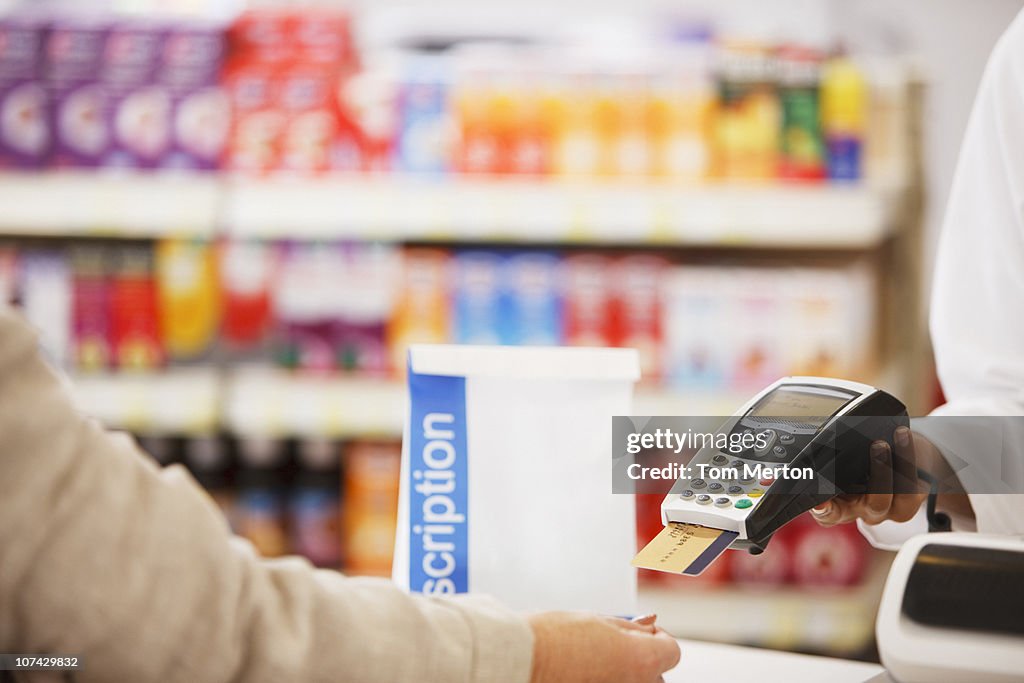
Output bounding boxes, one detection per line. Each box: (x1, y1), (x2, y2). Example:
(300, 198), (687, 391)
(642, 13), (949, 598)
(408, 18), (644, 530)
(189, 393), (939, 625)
(661, 376), (909, 553)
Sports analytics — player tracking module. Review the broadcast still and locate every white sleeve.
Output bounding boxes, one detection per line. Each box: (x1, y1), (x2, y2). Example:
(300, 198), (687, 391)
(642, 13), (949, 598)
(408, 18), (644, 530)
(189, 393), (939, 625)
(864, 10), (1024, 546)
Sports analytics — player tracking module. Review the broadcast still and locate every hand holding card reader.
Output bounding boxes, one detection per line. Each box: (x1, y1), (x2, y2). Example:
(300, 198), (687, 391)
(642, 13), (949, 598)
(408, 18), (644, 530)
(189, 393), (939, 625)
(635, 377), (908, 575)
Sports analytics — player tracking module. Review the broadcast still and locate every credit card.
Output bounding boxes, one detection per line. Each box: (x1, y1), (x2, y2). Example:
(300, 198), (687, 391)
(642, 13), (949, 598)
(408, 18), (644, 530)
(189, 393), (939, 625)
(631, 522), (738, 576)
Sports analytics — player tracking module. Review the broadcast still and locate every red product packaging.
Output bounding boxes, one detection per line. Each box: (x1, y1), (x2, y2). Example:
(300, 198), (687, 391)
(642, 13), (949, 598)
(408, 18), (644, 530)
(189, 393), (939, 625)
(70, 247), (111, 372)
(222, 58), (283, 173)
(612, 255), (667, 380)
(219, 240), (276, 354)
(291, 9), (355, 67)
(228, 10), (293, 63)
(277, 60), (338, 174)
(789, 512), (869, 587)
(335, 62), (396, 173)
(110, 247), (162, 370)
(561, 253), (615, 346)
(729, 530), (792, 586)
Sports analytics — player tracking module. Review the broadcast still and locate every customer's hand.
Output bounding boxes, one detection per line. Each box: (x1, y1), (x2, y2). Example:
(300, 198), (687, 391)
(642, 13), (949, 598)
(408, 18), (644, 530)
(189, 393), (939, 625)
(528, 612), (680, 683)
(810, 426), (931, 526)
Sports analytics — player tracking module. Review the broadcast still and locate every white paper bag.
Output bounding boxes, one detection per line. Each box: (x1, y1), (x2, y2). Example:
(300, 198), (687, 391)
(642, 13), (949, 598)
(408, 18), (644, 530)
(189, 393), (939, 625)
(393, 344), (639, 615)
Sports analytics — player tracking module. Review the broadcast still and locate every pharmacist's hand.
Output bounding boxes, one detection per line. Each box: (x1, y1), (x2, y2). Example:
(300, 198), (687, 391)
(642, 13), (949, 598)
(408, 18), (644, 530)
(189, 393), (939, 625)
(810, 426), (929, 526)
(528, 612), (680, 683)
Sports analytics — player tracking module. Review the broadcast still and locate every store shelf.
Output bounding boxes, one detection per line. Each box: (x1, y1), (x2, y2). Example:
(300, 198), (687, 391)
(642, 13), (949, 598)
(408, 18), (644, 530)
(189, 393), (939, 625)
(223, 176), (904, 248)
(637, 553), (893, 656)
(68, 368), (221, 434)
(223, 368), (405, 438)
(64, 369), (764, 437)
(0, 172), (903, 247)
(0, 172), (220, 237)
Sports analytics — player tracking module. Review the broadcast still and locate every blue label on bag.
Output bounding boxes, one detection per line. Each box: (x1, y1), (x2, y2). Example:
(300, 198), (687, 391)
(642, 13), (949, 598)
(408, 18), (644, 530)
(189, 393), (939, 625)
(408, 369), (469, 594)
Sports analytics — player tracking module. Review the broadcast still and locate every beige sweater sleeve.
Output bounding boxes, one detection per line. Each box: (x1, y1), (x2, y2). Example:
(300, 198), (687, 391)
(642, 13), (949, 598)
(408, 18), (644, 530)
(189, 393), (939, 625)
(0, 308), (534, 683)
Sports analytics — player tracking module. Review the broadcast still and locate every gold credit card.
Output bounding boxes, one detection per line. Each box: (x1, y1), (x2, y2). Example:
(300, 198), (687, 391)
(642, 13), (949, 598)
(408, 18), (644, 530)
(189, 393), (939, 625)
(632, 523), (739, 576)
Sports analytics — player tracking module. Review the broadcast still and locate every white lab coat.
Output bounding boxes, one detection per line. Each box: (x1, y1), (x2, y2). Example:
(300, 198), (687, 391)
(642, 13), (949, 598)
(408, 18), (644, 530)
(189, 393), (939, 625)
(861, 9), (1024, 548)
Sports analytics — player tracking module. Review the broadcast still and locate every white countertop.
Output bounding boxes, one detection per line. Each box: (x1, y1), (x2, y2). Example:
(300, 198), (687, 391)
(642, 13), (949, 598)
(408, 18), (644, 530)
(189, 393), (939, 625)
(666, 639), (891, 683)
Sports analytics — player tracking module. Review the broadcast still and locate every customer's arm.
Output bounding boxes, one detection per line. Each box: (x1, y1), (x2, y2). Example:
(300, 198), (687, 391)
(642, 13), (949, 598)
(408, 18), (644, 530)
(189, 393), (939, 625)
(0, 307), (533, 683)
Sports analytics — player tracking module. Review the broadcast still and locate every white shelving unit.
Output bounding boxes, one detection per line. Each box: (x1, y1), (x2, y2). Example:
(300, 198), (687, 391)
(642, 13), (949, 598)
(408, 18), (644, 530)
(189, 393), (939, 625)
(65, 367), (758, 436)
(68, 368), (221, 434)
(0, 171), (904, 249)
(0, 172), (220, 237)
(223, 176), (904, 247)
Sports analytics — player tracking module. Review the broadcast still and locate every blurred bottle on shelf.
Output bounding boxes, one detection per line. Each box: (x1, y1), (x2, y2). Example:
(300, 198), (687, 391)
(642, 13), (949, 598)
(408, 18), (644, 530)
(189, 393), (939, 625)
(394, 53), (452, 175)
(155, 238), (221, 363)
(342, 439), (400, 576)
(218, 239), (276, 359)
(110, 246), (162, 370)
(612, 254), (667, 381)
(713, 41), (780, 181)
(235, 436), (289, 558)
(821, 55), (867, 182)
(387, 248), (450, 374)
(183, 434), (235, 520)
(137, 433), (179, 468)
(290, 438), (343, 568)
(777, 45), (825, 181)
(562, 253), (615, 347)
(70, 246), (112, 372)
(20, 251), (72, 368)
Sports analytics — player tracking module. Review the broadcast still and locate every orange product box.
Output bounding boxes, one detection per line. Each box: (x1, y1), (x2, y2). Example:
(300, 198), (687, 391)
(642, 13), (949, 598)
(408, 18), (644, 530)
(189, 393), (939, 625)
(343, 440), (402, 576)
(387, 248), (451, 375)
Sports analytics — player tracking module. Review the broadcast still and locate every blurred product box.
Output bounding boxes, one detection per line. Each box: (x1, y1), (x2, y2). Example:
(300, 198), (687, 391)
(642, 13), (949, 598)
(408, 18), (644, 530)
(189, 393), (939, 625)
(70, 246), (111, 371)
(274, 241), (345, 372)
(155, 239), (221, 363)
(222, 58), (281, 173)
(0, 14), (49, 169)
(612, 255), (667, 380)
(663, 264), (877, 391)
(713, 41), (780, 181)
(109, 246), (162, 370)
(561, 253), (615, 347)
(452, 250), (503, 345)
(218, 239), (276, 358)
(332, 242), (398, 374)
(46, 15), (109, 168)
(101, 20), (169, 169)
(394, 54), (452, 174)
(501, 251), (561, 346)
(157, 22), (229, 171)
(387, 247), (450, 373)
(343, 439), (401, 576)
(777, 45), (825, 181)
(19, 251), (71, 368)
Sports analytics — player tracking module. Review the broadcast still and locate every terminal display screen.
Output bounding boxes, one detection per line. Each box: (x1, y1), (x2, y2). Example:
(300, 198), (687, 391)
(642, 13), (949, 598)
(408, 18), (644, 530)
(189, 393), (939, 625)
(748, 388), (852, 427)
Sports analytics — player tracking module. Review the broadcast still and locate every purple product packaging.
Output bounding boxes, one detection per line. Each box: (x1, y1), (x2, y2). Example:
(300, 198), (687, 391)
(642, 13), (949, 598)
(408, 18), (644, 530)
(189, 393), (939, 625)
(0, 15), (50, 169)
(46, 16), (110, 168)
(101, 20), (168, 169)
(157, 23), (228, 171)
